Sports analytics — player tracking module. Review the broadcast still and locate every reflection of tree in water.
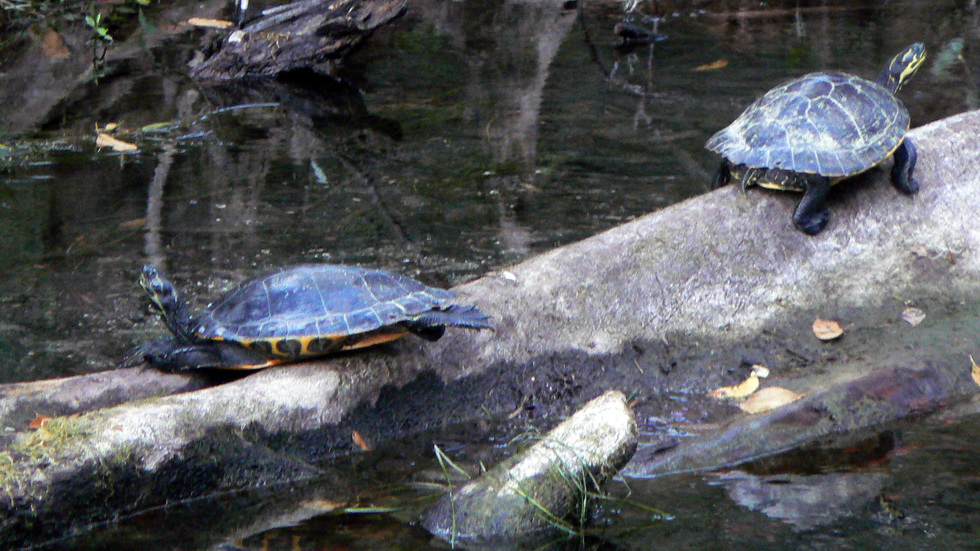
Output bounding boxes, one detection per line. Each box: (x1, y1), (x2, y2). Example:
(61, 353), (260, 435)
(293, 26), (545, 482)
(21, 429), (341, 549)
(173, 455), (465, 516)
(415, 0), (578, 256)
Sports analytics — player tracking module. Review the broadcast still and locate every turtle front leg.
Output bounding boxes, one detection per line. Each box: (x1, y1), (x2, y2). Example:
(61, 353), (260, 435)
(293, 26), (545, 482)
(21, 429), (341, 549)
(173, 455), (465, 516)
(792, 175), (832, 235)
(710, 161), (731, 190)
(141, 338), (270, 371)
(891, 139), (918, 195)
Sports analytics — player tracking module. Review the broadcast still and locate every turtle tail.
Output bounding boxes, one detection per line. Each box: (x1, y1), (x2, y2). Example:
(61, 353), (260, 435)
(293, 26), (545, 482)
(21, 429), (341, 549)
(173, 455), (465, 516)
(405, 304), (492, 341)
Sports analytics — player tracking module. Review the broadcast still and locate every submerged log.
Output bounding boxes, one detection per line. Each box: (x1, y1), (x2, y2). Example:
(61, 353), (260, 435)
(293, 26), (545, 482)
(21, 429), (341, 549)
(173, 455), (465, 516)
(1, 110), (979, 545)
(190, 0), (408, 79)
(422, 390), (637, 543)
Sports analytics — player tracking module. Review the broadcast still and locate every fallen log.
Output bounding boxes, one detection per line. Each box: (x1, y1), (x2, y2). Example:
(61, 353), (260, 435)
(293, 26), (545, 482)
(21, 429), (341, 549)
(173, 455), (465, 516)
(422, 390), (637, 544)
(1, 109), (979, 545)
(189, 0), (408, 79)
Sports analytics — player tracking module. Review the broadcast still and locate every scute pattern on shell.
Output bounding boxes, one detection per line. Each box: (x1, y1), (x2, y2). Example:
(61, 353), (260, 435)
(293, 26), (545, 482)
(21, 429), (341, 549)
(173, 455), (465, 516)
(195, 265), (454, 340)
(706, 72), (909, 177)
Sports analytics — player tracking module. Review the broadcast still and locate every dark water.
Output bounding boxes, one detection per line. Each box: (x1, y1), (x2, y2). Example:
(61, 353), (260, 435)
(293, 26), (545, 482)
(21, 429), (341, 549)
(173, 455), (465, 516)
(0, 0), (975, 382)
(42, 402), (980, 550)
(1, 0), (978, 548)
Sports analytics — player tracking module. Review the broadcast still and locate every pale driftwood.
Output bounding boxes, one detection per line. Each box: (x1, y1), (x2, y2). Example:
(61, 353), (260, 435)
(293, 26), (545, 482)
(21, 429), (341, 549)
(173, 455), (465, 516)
(422, 391), (637, 543)
(2, 110), (980, 546)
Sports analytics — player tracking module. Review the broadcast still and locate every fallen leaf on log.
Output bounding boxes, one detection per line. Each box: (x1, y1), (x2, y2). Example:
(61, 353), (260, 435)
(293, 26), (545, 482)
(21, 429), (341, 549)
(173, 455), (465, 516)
(187, 17), (234, 29)
(96, 133), (138, 152)
(738, 386), (804, 414)
(38, 28), (71, 59)
(750, 364), (770, 378)
(693, 59), (729, 71)
(708, 375), (759, 399)
(28, 413), (52, 430)
(352, 430), (372, 451)
(902, 307), (925, 326)
(910, 245), (931, 258)
(812, 318), (844, 340)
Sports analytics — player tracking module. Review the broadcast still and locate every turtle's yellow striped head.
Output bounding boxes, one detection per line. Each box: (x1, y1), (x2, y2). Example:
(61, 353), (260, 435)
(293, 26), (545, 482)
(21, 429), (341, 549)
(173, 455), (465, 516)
(141, 264), (195, 342)
(877, 43), (926, 94)
(140, 265), (177, 313)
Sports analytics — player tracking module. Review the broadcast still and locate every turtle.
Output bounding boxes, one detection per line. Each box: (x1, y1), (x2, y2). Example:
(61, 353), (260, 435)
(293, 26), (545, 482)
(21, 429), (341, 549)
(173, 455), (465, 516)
(138, 264), (491, 371)
(706, 43), (927, 235)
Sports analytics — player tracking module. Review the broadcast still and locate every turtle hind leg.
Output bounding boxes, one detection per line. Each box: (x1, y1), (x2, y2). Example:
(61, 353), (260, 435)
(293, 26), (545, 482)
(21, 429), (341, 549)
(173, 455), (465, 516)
(710, 161), (732, 190)
(405, 324), (446, 342)
(141, 338), (269, 371)
(404, 304), (492, 341)
(891, 139), (919, 195)
(792, 175), (832, 235)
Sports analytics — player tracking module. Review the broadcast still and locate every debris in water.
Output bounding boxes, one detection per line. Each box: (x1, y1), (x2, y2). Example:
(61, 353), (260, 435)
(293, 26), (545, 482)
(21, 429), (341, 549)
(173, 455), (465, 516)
(738, 386), (804, 414)
(709, 375), (760, 399)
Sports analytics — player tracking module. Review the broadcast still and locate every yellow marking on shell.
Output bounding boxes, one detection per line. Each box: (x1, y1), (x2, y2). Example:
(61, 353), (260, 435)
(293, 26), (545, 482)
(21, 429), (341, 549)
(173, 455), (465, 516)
(342, 328), (408, 351)
(220, 358), (286, 370)
(270, 339), (288, 356)
(298, 336), (313, 355)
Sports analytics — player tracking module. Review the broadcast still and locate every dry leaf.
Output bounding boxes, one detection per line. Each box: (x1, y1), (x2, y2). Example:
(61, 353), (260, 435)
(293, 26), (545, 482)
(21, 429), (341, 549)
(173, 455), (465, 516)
(708, 375), (759, 399)
(96, 133), (138, 152)
(351, 430), (372, 451)
(187, 17), (234, 29)
(902, 307), (925, 326)
(119, 217), (146, 229)
(750, 365), (770, 378)
(910, 245), (930, 258)
(812, 318), (844, 340)
(970, 355), (980, 387)
(300, 498), (347, 512)
(28, 413), (52, 430)
(693, 59), (729, 72)
(738, 387), (804, 414)
(102, 122), (119, 132)
(39, 28), (70, 59)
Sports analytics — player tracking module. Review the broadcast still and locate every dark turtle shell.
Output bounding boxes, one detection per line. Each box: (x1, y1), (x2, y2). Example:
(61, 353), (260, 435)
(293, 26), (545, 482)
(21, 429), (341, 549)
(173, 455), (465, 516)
(192, 265), (455, 357)
(706, 72), (909, 178)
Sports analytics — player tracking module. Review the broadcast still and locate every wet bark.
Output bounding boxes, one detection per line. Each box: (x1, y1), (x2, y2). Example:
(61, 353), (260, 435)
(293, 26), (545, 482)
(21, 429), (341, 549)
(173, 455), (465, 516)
(422, 391), (637, 544)
(1, 110), (979, 545)
(189, 0), (408, 79)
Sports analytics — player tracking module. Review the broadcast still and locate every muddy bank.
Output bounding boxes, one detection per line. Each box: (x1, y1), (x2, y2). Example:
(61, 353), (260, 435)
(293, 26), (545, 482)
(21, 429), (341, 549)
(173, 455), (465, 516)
(1, 110), (979, 545)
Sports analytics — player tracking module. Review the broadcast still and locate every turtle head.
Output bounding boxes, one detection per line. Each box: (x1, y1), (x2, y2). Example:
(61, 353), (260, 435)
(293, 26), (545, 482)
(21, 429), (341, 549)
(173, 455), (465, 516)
(140, 265), (194, 342)
(876, 43), (926, 94)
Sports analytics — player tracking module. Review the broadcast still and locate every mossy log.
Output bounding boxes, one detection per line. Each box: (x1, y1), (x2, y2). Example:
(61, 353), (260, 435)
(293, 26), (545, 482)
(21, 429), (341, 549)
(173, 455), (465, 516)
(1, 110), (979, 545)
(422, 390), (637, 543)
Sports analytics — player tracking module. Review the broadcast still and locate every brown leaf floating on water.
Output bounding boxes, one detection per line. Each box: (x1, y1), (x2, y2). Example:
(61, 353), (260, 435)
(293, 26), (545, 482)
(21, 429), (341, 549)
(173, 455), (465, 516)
(187, 17), (235, 29)
(96, 133), (138, 152)
(693, 59), (729, 71)
(738, 387), (805, 414)
(118, 217), (146, 229)
(708, 375), (759, 399)
(812, 318), (844, 340)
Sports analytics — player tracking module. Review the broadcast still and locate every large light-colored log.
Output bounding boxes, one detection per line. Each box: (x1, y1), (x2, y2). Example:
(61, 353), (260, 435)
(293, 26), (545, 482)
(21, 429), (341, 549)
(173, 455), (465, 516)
(2, 110), (978, 546)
